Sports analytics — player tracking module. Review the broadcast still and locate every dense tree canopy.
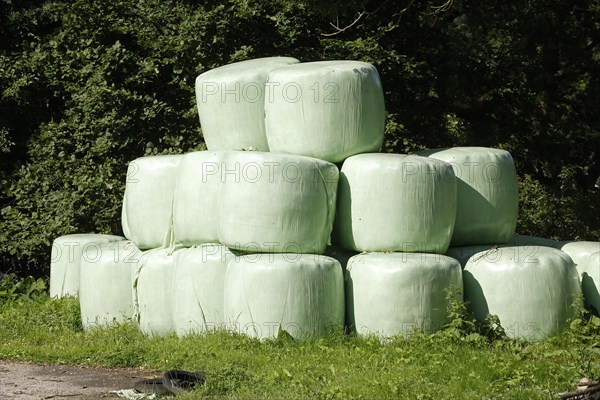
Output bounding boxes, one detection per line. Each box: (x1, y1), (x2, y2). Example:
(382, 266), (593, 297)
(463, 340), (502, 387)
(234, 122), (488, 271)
(1, 0), (599, 275)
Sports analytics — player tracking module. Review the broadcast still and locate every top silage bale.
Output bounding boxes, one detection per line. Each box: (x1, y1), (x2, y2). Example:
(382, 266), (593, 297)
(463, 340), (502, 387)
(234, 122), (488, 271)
(123, 155), (181, 249)
(195, 57), (300, 151)
(265, 61), (385, 163)
(418, 147), (518, 246)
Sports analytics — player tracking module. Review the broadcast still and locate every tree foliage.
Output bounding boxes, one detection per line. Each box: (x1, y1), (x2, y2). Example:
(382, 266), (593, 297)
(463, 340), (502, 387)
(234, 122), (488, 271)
(1, 0), (599, 275)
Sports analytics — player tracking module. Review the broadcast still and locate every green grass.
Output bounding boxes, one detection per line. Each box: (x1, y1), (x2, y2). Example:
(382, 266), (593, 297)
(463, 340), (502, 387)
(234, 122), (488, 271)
(1, 295), (599, 399)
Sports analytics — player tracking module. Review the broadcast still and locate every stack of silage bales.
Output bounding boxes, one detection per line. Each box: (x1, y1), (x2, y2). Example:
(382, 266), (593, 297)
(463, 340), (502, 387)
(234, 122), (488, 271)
(48, 56), (597, 342)
(429, 148), (583, 340)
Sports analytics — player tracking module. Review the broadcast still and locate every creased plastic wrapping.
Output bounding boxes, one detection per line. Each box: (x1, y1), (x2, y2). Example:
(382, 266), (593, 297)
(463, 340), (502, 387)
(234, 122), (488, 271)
(50, 234), (124, 298)
(134, 248), (180, 337)
(265, 61), (385, 163)
(172, 245), (237, 336)
(79, 241), (141, 329)
(224, 254), (344, 339)
(418, 147), (518, 246)
(123, 155), (182, 249)
(195, 57), (299, 151)
(173, 151), (226, 246)
(217, 151), (339, 254)
(560, 241), (600, 315)
(346, 253), (462, 337)
(334, 154), (456, 253)
(463, 246), (581, 340)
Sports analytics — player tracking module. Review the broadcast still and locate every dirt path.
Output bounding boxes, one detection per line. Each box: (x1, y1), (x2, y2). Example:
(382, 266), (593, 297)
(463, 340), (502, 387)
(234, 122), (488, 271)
(0, 360), (158, 399)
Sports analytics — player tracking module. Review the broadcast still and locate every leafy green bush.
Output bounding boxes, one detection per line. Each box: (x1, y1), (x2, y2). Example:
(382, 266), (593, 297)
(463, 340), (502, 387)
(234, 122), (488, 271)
(0, 273), (46, 302)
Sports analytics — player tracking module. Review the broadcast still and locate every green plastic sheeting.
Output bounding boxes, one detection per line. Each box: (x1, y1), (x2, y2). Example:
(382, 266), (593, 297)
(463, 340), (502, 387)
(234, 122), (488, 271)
(79, 241), (141, 329)
(123, 155), (182, 249)
(50, 233), (124, 298)
(265, 61), (385, 163)
(418, 147), (518, 246)
(195, 57), (299, 151)
(334, 154), (456, 253)
(463, 246), (581, 340)
(173, 151), (226, 246)
(134, 248), (180, 337)
(217, 151), (339, 254)
(224, 253), (344, 339)
(346, 253), (462, 337)
(560, 241), (600, 315)
(172, 245), (237, 336)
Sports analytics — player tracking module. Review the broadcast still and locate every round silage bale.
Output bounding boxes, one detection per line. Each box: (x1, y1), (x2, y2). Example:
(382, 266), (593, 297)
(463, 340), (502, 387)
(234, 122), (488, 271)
(134, 248), (180, 337)
(217, 151), (339, 254)
(195, 57), (299, 151)
(334, 153), (456, 254)
(346, 253), (462, 337)
(172, 245), (237, 336)
(265, 61), (385, 163)
(173, 151), (226, 246)
(560, 241), (600, 315)
(79, 241), (141, 329)
(464, 246), (581, 340)
(123, 155), (182, 249)
(49, 233), (124, 298)
(223, 253), (344, 339)
(417, 147), (518, 246)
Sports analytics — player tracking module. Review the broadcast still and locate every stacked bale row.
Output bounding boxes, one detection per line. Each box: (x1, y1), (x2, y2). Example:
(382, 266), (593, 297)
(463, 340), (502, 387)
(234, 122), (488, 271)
(48, 56), (597, 342)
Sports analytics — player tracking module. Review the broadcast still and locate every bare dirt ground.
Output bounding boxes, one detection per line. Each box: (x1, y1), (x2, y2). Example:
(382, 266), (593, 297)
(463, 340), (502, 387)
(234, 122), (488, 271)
(0, 360), (158, 399)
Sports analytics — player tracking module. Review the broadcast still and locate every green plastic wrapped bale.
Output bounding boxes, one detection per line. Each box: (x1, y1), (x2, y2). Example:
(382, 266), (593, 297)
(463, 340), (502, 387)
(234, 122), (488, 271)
(123, 155), (182, 249)
(217, 151), (339, 254)
(224, 253), (344, 339)
(346, 253), (462, 337)
(50, 234), (124, 298)
(195, 57), (299, 151)
(560, 241), (600, 315)
(265, 61), (385, 163)
(334, 153), (456, 253)
(172, 245), (237, 336)
(173, 151), (226, 246)
(464, 246), (581, 340)
(79, 241), (141, 329)
(418, 147), (518, 246)
(134, 248), (180, 337)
